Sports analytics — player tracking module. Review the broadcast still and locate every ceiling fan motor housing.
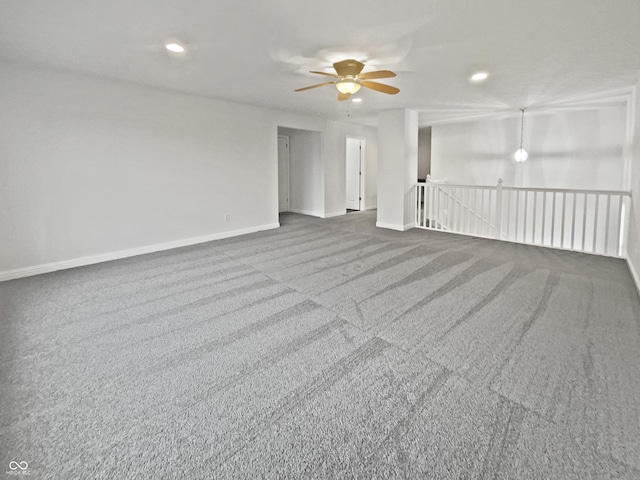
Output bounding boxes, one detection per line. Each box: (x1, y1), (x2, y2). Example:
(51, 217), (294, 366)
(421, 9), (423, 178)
(333, 59), (365, 77)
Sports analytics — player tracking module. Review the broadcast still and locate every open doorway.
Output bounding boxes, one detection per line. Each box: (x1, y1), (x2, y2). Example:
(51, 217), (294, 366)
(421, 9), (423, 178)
(277, 126), (323, 217)
(278, 135), (289, 212)
(418, 127), (432, 182)
(346, 136), (365, 211)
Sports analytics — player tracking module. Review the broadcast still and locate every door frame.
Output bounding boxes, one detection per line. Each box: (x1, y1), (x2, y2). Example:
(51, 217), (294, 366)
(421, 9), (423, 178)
(345, 136), (366, 211)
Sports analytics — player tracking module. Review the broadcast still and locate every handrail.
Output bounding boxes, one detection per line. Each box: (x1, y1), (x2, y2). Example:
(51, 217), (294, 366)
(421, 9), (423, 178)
(424, 181), (630, 197)
(502, 186), (631, 195)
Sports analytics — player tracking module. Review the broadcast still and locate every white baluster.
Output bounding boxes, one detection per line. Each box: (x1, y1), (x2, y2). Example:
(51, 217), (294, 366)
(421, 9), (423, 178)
(495, 179), (503, 240)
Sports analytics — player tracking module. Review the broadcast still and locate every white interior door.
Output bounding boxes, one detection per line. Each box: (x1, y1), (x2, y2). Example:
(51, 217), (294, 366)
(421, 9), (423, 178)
(346, 137), (363, 210)
(278, 135), (290, 212)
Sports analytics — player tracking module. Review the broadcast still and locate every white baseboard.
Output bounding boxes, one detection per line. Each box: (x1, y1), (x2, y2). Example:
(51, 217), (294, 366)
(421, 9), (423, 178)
(376, 221), (415, 231)
(323, 210), (346, 218)
(628, 257), (640, 297)
(0, 222), (280, 282)
(288, 208), (323, 218)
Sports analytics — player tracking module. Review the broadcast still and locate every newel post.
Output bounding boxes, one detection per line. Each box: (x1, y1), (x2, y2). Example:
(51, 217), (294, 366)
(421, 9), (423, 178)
(495, 178), (503, 239)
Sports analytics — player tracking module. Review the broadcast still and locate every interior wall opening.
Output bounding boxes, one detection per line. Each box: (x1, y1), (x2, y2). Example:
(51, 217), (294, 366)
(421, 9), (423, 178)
(277, 126), (323, 218)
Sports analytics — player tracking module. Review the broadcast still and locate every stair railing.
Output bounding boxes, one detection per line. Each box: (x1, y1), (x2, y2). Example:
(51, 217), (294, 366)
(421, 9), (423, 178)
(415, 179), (631, 258)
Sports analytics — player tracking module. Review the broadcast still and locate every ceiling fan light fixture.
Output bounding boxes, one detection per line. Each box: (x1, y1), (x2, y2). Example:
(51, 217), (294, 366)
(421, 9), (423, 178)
(294, 60), (397, 100)
(336, 78), (361, 94)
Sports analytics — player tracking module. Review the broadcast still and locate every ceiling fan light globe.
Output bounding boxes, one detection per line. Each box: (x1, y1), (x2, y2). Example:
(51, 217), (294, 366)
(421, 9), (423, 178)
(336, 80), (361, 94)
(514, 148), (528, 163)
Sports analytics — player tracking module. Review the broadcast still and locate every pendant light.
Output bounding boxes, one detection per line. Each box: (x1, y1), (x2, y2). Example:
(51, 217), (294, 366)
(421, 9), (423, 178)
(514, 108), (528, 163)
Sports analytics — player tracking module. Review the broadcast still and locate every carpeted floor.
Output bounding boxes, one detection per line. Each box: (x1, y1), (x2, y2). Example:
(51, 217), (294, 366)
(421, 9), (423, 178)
(1, 210), (640, 479)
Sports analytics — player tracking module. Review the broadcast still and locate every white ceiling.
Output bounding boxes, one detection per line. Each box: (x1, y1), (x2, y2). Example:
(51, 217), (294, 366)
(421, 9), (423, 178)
(2, 0), (639, 126)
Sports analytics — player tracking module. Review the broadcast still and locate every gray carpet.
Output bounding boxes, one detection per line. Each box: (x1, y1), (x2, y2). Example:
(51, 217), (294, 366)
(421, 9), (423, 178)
(2, 210), (640, 479)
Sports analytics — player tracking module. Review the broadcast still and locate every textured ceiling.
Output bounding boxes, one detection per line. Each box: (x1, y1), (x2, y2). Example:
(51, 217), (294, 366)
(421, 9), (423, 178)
(2, 0), (639, 125)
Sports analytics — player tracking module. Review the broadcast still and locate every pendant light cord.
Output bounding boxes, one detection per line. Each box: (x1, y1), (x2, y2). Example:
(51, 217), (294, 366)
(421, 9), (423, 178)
(519, 109), (525, 149)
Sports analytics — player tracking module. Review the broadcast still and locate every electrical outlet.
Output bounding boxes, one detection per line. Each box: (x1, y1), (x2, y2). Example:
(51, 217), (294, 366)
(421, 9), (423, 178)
(224, 213), (231, 222)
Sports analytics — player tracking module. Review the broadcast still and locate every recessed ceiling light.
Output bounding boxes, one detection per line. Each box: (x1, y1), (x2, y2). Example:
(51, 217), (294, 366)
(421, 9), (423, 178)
(470, 71), (489, 82)
(165, 42), (185, 53)
(351, 98), (363, 103)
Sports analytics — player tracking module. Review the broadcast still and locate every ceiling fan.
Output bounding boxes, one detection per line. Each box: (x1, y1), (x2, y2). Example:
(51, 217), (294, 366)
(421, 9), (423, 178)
(294, 59), (399, 101)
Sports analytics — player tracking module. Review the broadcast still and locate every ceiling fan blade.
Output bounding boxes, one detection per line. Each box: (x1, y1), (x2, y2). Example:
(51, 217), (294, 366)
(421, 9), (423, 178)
(361, 80), (400, 94)
(309, 71), (340, 78)
(333, 59), (365, 77)
(338, 92), (351, 101)
(294, 81), (335, 92)
(358, 70), (396, 80)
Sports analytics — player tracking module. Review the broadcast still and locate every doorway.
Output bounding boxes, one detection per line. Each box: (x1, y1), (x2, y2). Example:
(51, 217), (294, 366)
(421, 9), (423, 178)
(278, 135), (289, 213)
(418, 127), (432, 181)
(346, 137), (364, 211)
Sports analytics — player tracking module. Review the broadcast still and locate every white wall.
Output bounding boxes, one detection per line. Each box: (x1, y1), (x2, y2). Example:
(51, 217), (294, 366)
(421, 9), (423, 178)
(377, 109), (418, 230)
(0, 62), (384, 278)
(364, 136), (379, 211)
(278, 127), (323, 217)
(431, 106), (628, 190)
(627, 85), (640, 293)
(0, 61), (283, 276)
